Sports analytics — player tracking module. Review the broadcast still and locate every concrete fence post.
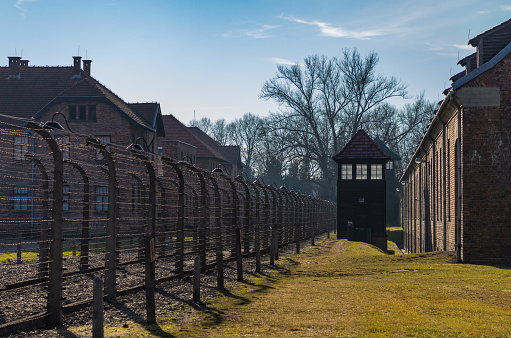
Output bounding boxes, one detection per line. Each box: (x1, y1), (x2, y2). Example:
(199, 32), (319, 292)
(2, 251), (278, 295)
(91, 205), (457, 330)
(92, 276), (104, 338)
(27, 121), (64, 327)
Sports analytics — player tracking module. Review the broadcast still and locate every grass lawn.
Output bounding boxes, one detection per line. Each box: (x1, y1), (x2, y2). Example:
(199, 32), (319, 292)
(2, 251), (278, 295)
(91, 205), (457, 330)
(75, 238), (511, 337)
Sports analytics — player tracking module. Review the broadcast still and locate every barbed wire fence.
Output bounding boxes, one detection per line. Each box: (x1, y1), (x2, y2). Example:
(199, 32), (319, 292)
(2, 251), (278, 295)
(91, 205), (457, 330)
(0, 116), (336, 334)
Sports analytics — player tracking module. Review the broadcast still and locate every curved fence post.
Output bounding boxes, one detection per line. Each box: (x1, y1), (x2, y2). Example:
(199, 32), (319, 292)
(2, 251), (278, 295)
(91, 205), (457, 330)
(27, 122), (64, 327)
(66, 161), (90, 271)
(86, 136), (118, 302)
(163, 158), (185, 277)
(180, 162), (209, 272)
(236, 177), (251, 256)
(206, 173), (224, 289)
(220, 174), (242, 281)
(25, 155), (50, 277)
(264, 185), (278, 265)
(246, 180), (261, 272)
(129, 149), (157, 323)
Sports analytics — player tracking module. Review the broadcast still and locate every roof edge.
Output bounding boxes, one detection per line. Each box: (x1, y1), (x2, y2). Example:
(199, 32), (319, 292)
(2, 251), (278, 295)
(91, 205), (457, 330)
(452, 41), (511, 90)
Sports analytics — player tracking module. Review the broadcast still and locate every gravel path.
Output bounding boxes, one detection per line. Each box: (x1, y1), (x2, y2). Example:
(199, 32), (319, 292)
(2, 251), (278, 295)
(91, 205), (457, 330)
(5, 234), (328, 337)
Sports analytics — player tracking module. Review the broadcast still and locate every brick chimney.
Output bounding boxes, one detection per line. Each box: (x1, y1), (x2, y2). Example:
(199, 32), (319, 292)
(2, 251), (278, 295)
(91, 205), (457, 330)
(72, 56), (82, 78)
(82, 59), (91, 77)
(20, 59), (29, 67)
(7, 56), (21, 79)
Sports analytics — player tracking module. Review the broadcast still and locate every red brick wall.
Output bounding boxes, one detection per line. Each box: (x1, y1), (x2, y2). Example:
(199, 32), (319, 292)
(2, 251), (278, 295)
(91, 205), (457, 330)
(401, 54), (511, 264)
(460, 56), (511, 264)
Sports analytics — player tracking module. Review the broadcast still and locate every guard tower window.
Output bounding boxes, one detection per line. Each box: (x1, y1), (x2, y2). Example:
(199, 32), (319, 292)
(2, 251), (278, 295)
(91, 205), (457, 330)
(341, 164), (352, 180)
(356, 164), (367, 180)
(371, 164), (383, 180)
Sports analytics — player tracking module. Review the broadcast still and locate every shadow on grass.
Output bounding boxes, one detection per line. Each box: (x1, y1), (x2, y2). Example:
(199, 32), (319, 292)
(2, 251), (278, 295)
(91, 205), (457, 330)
(143, 322), (176, 338)
(196, 271), (281, 329)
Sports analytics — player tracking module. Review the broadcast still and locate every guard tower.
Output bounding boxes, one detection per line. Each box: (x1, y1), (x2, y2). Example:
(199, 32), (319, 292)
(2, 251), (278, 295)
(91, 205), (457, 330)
(332, 130), (390, 250)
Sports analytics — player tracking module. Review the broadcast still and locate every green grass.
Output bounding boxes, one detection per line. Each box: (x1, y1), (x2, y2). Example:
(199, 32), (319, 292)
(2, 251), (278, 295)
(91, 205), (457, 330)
(65, 239), (511, 337)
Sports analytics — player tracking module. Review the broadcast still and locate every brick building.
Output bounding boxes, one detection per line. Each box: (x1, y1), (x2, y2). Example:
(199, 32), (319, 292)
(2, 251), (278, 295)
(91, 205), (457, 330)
(161, 114), (243, 177)
(400, 20), (511, 265)
(0, 56), (165, 232)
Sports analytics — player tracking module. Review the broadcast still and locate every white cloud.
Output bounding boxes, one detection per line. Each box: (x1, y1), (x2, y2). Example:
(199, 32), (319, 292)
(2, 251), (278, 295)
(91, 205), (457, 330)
(279, 14), (386, 40)
(500, 5), (511, 11)
(267, 57), (301, 66)
(15, 0), (37, 17)
(222, 24), (279, 39)
(453, 44), (475, 51)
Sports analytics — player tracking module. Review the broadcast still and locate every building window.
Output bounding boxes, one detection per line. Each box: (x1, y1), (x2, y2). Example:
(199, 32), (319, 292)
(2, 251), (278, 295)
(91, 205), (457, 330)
(69, 105), (96, 121)
(341, 164), (352, 180)
(95, 186), (108, 211)
(63, 184), (70, 211)
(13, 135), (29, 160)
(95, 135), (111, 160)
(356, 164), (367, 180)
(79, 105), (87, 120)
(386, 161), (393, 170)
(371, 164), (383, 180)
(14, 186), (29, 210)
(88, 106), (96, 121)
(69, 105), (77, 120)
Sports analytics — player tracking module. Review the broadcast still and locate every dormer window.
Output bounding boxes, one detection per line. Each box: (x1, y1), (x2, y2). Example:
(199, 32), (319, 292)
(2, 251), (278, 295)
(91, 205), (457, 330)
(69, 105), (97, 121)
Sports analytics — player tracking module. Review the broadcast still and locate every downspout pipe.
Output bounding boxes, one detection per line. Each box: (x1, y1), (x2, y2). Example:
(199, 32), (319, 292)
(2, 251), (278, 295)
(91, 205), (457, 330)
(437, 115), (447, 252)
(427, 132), (436, 251)
(449, 90), (463, 263)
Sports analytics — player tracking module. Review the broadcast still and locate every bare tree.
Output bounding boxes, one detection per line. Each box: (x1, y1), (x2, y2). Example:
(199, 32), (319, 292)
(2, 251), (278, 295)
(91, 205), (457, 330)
(260, 50), (408, 199)
(228, 113), (266, 178)
(188, 117), (212, 134)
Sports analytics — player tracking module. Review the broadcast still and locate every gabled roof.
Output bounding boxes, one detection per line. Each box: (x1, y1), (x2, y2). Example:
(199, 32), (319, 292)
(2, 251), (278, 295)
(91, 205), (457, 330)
(452, 40), (511, 90)
(0, 60), (163, 134)
(457, 52), (476, 66)
(469, 18), (511, 47)
(129, 103), (165, 137)
(332, 130), (390, 161)
(161, 114), (228, 161)
(187, 127), (244, 165)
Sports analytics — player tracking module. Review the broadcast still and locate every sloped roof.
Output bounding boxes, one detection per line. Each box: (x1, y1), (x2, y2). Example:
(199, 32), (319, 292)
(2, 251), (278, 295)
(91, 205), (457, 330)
(469, 18), (511, 46)
(161, 114), (228, 161)
(0, 66), (78, 120)
(129, 103), (165, 137)
(457, 52), (476, 66)
(332, 130), (390, 161)
(0, 60), (162, 134)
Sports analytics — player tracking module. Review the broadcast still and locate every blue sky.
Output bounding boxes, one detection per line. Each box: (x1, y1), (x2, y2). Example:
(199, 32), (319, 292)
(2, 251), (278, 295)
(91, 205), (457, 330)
(1, 0), (511, 123)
